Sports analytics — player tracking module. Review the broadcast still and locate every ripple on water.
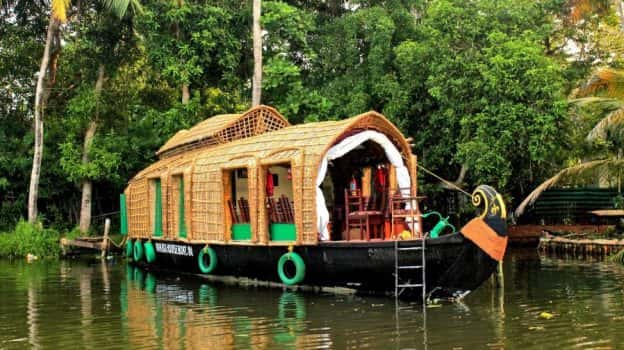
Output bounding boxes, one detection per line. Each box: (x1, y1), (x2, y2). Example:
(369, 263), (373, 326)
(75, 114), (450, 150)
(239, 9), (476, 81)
(2, 251), (624, 348)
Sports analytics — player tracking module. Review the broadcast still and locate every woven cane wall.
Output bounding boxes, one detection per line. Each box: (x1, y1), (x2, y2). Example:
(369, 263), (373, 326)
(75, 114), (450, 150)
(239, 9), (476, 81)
(166, 175), (181, 239)
(126, 179), (150, 238)
(125, 109), (413, 245)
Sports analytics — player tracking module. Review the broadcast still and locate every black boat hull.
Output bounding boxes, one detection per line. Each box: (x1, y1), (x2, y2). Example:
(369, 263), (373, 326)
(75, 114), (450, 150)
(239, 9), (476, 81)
(132, 232), (498, 300)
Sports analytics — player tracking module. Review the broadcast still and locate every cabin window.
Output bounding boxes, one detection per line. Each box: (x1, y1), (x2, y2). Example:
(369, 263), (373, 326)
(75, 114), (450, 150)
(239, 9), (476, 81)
(152, 178), (163, 237)
(265, 162), (296, 241)
(171, 175), (187, 238)
(224, 167), (252, 240)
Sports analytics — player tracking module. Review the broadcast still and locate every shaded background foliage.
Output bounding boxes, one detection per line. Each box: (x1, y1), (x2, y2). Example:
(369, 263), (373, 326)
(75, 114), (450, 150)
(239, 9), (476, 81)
(0, 0), (619, 231)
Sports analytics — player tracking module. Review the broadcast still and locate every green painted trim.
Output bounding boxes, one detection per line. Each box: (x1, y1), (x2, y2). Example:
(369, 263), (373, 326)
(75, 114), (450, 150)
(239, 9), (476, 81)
(178, 177), (187, 238)
(231, 223), (252, 240)
(270, 223), (297, 241)
(120, 194), (128, 235)
(153, 180), (163, 237)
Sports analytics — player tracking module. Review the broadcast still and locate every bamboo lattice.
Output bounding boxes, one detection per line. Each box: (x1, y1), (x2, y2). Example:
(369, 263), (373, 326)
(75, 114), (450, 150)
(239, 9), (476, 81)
(125, 105), (413, 245)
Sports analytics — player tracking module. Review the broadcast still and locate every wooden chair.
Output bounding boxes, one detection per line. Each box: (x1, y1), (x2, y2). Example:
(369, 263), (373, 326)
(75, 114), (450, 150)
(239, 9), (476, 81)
(238, 197), (250, 223)
(228, 200), (240, 224)
(344, 189), (383, 240)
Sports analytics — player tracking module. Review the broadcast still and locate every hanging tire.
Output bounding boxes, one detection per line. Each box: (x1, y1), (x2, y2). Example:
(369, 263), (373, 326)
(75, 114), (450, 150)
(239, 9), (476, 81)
(125, 239), (134, 258)
(277, 252), (305, 285)
(144, 241), (156, 263)
(133, 239), (144, 261)
(198, 246), (217, 274)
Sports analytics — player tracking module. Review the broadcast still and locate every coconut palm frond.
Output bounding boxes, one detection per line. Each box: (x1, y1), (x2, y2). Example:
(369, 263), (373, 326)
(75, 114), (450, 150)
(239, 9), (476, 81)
(51, 0), (71, 23)
(569, 97), (622, 110)
(610, 249), (624, 264)
(101, 0), (141, 18)
(576, 68), (624, 99)
(587, 108), (624, 141)
(128, 0), (142, 15)
(514, 159), (624, 217)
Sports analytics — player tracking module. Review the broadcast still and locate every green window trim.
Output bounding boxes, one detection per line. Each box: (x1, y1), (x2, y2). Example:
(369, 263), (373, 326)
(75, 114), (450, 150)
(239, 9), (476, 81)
(178, 177), (187, 238)
(153, 179), (163, 237)
(120, 194), (128, 235)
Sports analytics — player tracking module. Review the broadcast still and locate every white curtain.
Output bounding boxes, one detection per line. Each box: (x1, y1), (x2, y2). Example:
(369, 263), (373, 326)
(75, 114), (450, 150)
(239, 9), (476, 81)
(316, 131), (411, 240)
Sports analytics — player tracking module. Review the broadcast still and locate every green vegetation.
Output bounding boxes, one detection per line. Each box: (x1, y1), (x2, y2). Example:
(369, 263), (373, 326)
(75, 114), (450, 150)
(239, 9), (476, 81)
(0, 221), (61, 259)
(1, 0), (623, 239)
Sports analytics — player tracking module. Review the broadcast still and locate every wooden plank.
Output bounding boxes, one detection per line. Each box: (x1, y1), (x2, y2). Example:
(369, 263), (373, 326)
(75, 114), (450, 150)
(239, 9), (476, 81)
(590, 209), (624, 217)
(61, 238), (105, 250)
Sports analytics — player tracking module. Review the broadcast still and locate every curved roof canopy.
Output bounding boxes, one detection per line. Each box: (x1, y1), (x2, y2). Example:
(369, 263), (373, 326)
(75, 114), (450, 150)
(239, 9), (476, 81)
(133, 109), (412, 183)
(157, 105), (290, 158)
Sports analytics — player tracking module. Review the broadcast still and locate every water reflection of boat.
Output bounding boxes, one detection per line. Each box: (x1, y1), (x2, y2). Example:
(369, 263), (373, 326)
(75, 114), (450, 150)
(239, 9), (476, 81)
(122, 267), (314, 349)
(120, 106), (507, 300)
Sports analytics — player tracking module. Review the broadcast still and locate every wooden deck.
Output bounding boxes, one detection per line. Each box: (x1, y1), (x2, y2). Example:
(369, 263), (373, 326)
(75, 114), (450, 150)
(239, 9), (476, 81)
(539, 235), (624, 256)
(508, 224), (615, 246)
(60, 219), (121, 257)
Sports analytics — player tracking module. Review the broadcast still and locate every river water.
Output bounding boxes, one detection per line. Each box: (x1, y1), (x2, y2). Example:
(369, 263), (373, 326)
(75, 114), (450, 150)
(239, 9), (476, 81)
(1, 249), (623, 349)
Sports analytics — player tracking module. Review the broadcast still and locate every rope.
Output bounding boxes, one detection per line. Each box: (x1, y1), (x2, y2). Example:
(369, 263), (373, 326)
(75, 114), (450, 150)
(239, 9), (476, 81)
(92, 211), (120, 219)
(417, 164), (472, 197)
(107, 235), (127, 248)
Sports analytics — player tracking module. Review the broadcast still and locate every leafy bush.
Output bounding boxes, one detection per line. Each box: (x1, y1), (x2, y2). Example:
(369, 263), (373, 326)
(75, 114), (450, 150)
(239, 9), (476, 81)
(0, 221), (61, 259)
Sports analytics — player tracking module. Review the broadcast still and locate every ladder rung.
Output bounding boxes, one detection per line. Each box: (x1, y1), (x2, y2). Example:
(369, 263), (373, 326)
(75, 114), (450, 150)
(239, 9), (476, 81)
(398, 265), (423, 269)
(397, 247), (423, 251)
(397, 283), (423, 288)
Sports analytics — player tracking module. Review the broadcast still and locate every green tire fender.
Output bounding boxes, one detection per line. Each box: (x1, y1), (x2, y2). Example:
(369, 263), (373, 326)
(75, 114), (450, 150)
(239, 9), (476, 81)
(133, 239), (144, 261)
(277, 252), (305, 285)
(125, 239), (134, 258)
(144, 240), (156, 263)
(198, 246), (218, 274)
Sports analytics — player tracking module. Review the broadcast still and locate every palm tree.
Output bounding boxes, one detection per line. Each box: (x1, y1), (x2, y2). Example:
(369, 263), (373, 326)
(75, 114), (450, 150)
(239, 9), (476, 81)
(18, 0), (139, 224)
(515, 68), (624, 217)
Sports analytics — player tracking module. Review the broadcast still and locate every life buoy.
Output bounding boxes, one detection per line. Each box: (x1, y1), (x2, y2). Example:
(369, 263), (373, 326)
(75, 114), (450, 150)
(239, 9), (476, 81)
(133, 239), (144, 261)
(277, 252), (305, 285)
(144, 240), (156, 263)
(125, 239), (133, 258)
(198, 246), (218, 274)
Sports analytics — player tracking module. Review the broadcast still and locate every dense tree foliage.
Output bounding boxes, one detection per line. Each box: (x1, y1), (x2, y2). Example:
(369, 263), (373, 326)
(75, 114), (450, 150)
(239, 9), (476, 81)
(0, 0), (622, 231)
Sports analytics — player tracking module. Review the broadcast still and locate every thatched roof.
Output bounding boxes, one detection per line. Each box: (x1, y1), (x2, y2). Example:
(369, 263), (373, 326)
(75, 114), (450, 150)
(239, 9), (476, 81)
(134, 110), (410, 182)
(156, 105), (290, 159)
(126, 107), (413, 245)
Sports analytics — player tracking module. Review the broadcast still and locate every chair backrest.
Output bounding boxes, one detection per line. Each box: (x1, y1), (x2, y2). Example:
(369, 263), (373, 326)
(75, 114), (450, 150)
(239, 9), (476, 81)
(279, 195), (294, 223)
(267, 197), (279, 223)
(344, 189), (364, 216)
(228, 200), (240, 224)
(238, 197), (250, 223)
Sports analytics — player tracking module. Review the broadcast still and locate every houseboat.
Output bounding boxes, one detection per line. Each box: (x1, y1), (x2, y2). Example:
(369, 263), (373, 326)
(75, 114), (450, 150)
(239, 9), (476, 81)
(120, 105), (508, 300)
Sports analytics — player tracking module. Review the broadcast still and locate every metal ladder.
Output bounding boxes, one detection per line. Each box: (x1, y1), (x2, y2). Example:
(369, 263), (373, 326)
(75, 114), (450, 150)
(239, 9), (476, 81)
(394, 234), (426, 302)
(391, 192), (427, 303)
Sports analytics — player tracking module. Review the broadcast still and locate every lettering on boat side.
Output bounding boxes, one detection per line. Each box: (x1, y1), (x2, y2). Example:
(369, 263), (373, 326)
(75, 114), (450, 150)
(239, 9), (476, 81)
(154, 242), (194, 257)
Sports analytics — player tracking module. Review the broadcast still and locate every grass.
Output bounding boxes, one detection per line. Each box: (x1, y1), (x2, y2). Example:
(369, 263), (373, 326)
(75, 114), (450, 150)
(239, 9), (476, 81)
(0, 220), (61, 259)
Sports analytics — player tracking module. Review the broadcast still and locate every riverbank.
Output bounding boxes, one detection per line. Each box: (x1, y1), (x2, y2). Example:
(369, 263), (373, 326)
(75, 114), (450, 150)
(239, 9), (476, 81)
(0, 221), (61, 259)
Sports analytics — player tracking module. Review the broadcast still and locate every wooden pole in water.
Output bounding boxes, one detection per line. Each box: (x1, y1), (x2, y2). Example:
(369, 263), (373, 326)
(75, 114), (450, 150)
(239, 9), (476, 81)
(101, 218), (110, 259)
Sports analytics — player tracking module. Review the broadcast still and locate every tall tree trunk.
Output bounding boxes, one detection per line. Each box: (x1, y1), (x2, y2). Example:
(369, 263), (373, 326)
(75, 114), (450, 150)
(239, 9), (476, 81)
(78, 65), (105, 233)
(251, 0), (262, 106)
(181, 84), (190, 104)
(28, 16), (60, 223)
(172, 0), (188, 105)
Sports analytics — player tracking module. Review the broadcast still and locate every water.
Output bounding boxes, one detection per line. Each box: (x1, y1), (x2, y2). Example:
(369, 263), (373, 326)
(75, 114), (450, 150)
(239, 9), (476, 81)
(1, 249), (624, 349)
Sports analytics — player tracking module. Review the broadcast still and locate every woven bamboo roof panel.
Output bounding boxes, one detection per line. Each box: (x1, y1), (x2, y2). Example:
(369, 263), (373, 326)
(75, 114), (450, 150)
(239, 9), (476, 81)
(156, 105), (290, 159)
(126, 109), (413, 245)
